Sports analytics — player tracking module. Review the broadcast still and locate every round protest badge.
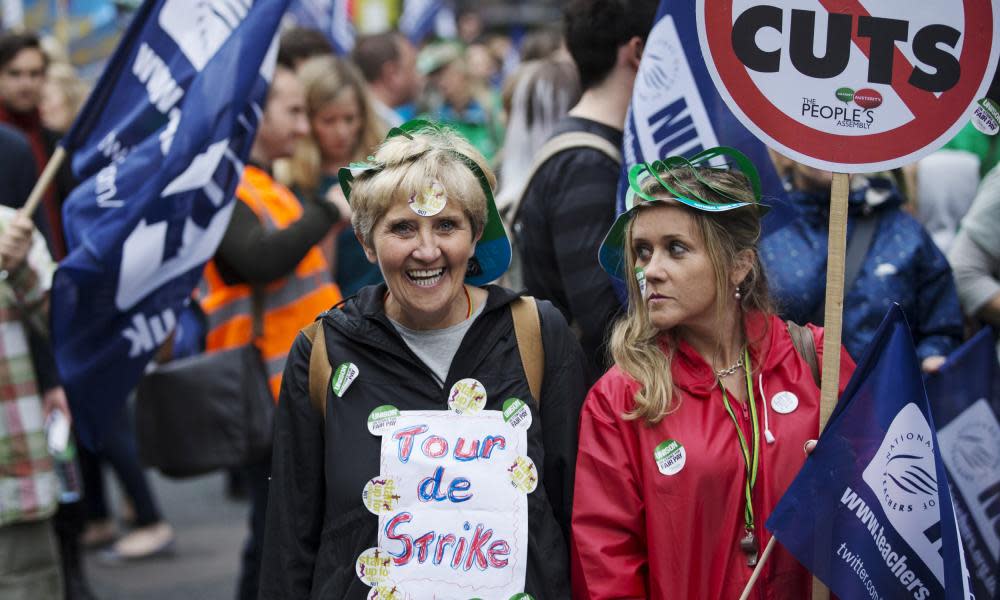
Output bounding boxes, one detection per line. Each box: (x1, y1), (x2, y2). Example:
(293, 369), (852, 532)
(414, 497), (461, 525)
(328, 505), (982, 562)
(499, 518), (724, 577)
(770, 391), (800, 415)
(362, 477), (401, 515)
(332, 362), (360, 398)
(653, 439), (686, 476)
(367, 405), (400, 436)
(507, 455), (538, 494)
(356, 547), (393, 587)
(697, 0), (1000, 172)
(408, 180), (448, 216)
(972, 98), (1000, 135)
(367, 584), (410, 600)
(502, 398), (532, 431)
(448, 378), (487, 415)
(508, 595), (535, 600)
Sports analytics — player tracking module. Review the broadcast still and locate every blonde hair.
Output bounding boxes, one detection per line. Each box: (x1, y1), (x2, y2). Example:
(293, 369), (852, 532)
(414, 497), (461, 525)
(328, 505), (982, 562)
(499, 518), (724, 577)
(611, 168), (773, 423)
(349, 125), (496, 249)
(290, 55), (386, 194)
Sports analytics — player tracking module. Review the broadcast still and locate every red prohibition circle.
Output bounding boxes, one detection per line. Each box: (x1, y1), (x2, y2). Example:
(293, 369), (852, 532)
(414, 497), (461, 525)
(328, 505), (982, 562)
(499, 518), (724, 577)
(702, 0), (995, 166)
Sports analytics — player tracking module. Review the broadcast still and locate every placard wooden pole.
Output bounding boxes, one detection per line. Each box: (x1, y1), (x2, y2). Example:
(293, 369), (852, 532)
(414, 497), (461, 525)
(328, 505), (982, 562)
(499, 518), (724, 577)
(811, 171), (849, 600)
(738, 535), (778, 600)
(739, 172), (850, 600)
(21, 146), (67, 218)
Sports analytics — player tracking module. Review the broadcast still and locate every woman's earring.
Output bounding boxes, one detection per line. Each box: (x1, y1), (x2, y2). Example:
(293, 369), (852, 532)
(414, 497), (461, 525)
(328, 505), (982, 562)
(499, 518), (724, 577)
(734, 286), (742, 300)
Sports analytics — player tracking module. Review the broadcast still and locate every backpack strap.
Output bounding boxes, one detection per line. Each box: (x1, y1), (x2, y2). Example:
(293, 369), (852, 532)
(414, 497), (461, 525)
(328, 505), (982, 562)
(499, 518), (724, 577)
(809, 212), (880, 325)
(786, 320), (820, 387)
(511, 297), (544, 404)
(506, 131), (624, 223)
(304, 319), (331, 419)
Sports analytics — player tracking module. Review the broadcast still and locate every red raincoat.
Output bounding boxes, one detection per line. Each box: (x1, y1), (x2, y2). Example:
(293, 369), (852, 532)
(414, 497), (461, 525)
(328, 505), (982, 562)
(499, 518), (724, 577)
(572, 312), (855, 599)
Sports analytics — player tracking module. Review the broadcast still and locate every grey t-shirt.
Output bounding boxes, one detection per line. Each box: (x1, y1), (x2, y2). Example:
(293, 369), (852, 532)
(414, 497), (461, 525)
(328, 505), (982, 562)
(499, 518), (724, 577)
(389, 299), (487, 387)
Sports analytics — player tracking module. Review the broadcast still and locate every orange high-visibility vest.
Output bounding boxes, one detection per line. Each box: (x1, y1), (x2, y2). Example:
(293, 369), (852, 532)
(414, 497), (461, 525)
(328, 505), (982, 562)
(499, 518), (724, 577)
(200, 166), (341, 399)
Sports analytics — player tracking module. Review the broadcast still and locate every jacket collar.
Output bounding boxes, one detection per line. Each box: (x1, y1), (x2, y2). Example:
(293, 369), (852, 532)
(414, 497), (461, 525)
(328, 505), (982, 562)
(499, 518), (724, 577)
(326, 283), (522, 363)
(348, 283), (520, 319)
(667, 311), (792, 399)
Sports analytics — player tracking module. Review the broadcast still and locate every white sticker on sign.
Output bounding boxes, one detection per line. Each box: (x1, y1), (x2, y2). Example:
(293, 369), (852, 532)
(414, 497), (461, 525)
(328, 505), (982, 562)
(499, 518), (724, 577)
(368, 405), (400, 436)
(367, 584), (411, 600)
(502, 398), (532, 431)
(356, 547), (393, 587)
(448, 378), (487, 415)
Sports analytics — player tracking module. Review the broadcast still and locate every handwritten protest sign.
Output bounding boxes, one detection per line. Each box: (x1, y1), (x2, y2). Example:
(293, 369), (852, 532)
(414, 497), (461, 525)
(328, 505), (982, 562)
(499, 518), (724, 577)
(359, 410), (532, 598)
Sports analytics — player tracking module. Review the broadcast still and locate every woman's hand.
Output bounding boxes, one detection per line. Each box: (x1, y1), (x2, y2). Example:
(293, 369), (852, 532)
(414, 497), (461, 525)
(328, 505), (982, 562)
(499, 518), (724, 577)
(921, 355), (946, 373)
(0, 213), (33, 273)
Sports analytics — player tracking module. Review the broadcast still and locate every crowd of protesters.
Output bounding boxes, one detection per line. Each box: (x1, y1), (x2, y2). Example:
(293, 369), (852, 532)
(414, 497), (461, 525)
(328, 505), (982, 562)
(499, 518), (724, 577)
(1, 0), (998, 598)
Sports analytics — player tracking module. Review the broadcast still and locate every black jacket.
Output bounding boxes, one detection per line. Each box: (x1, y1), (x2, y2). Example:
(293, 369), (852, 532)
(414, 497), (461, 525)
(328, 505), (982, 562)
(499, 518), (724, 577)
(259, 284), (586, 599)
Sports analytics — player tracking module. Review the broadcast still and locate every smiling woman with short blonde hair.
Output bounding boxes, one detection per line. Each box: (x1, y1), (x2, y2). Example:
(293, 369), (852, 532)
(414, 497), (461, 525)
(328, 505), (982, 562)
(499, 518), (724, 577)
(259, 121), (587, 600)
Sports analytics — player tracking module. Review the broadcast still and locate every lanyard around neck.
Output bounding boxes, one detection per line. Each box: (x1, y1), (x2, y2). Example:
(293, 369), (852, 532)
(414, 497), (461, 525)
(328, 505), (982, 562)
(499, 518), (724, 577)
(719, 347), (760, 534)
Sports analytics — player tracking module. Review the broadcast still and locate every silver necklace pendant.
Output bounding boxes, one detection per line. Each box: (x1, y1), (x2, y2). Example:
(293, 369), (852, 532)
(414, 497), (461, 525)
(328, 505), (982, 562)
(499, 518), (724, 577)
(740, 530), (759, 567)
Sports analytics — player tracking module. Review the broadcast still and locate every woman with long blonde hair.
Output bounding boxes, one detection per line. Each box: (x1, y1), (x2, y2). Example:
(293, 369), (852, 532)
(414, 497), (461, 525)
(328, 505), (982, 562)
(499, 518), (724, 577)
(571, 149), (855, 599)
(290, 55), (387, 296)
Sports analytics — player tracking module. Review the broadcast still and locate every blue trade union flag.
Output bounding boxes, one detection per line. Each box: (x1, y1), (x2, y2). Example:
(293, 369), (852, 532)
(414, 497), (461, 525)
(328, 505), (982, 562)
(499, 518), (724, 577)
(925, 327), (1000, 600)
(53, 0), (290, 449)
(767, 305), (973, 599)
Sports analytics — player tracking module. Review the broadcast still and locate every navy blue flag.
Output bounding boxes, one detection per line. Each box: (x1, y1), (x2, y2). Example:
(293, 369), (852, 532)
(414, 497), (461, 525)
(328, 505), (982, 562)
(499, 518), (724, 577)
(398, 0), (444, 46)
(925, 327), (1000, 600)
(286, 0), (354, 55)
(53, 0), (290, 449)
(767, 305), (973, 599)
(617, 0), (791, 229)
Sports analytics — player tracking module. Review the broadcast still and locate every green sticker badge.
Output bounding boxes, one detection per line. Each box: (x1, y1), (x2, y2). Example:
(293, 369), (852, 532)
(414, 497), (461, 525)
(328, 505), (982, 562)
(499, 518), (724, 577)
(332, 362), (360, 397)
(367, 405), (400, 436)
(502, 398), (532, 431)
(507, 455), (538, 493)
(356, 547), (393, 586)
(654, 439), (686, 476)
(508, 595), (535, 600)
(972, 97), (1000, 136)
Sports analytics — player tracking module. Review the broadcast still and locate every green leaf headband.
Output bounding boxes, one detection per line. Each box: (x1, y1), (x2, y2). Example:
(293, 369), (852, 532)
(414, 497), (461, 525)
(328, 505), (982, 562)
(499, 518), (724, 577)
(600, 146), (769, 280)
(337, 119), (511, 286)
(625, 146), (763, 211)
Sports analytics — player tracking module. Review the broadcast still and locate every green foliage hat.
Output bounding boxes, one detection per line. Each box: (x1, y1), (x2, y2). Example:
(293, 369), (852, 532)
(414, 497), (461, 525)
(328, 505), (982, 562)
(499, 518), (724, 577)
(599, 146), (769, 280)
(338, 120), (511, 286)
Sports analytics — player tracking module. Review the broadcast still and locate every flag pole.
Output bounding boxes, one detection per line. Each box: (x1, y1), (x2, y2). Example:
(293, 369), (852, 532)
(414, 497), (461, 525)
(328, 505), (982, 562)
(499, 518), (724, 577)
(739, 172), (850, 600)
(811, 171), (849, 600)
(20, 146), (67, 218)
